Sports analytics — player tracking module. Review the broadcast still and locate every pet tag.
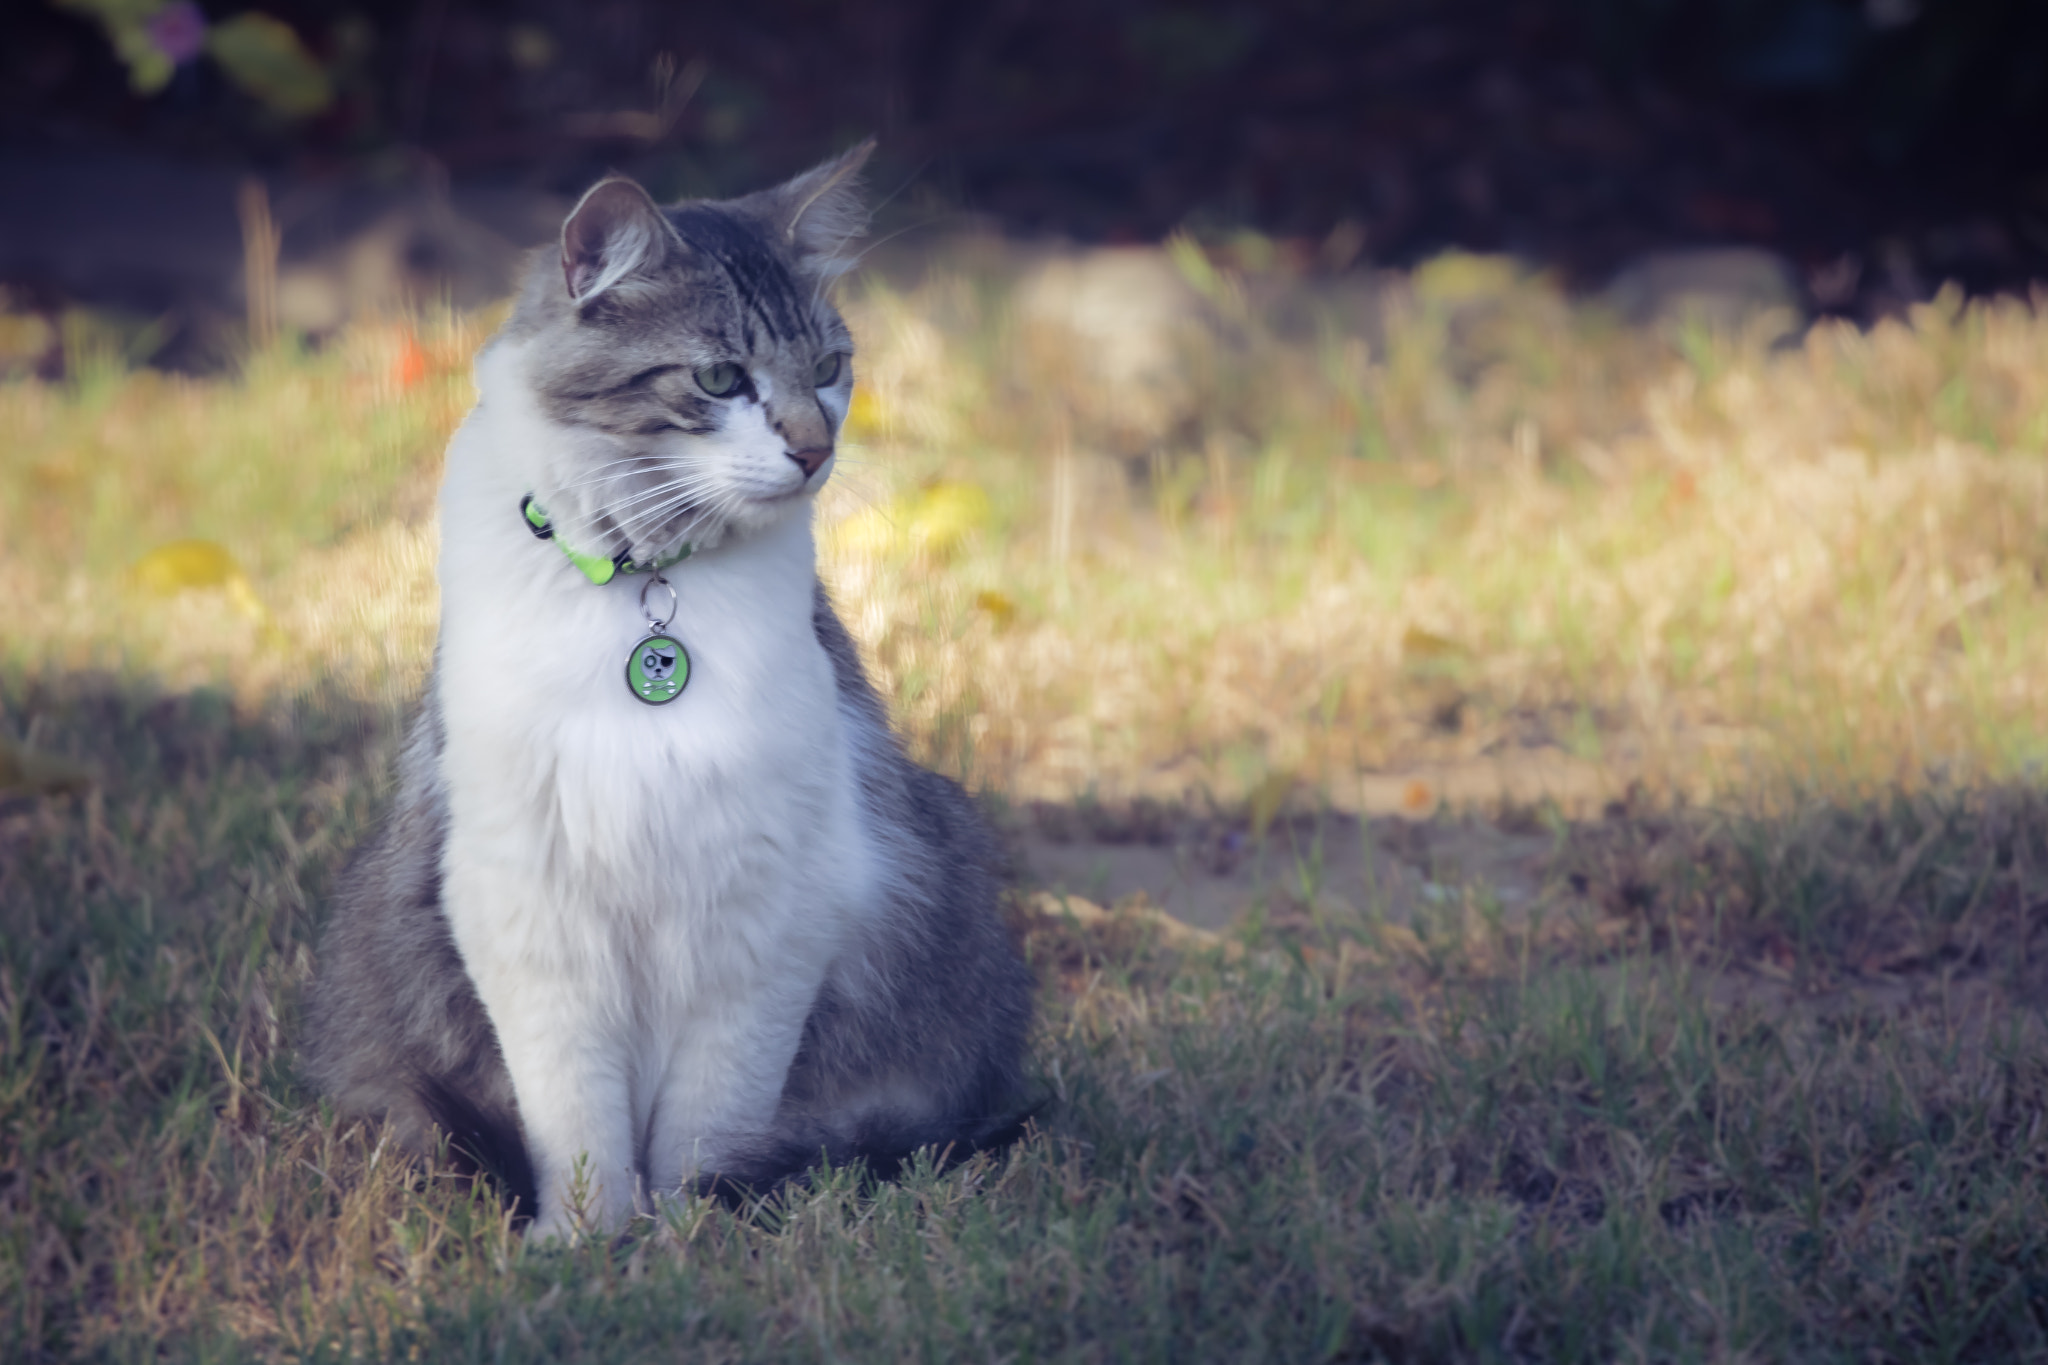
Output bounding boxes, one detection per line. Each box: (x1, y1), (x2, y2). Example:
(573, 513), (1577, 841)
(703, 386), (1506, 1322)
(625, 575), (690, 705)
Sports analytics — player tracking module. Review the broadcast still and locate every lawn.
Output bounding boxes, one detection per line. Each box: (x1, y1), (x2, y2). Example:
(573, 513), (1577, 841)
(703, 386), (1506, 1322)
(3, 242), (2047, 1361)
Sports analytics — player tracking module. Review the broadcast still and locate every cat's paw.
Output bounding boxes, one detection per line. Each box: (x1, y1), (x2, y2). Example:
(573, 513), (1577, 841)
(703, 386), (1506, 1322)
(523, 1204), (584, 1244)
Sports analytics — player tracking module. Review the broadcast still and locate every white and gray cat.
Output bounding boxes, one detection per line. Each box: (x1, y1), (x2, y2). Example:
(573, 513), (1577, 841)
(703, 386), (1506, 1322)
(303, 142), (1034, 1239)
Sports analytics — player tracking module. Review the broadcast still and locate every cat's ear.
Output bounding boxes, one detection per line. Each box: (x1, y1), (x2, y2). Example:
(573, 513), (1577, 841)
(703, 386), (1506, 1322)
(560, 178), (676, 304)
(763, 138), (875, 279)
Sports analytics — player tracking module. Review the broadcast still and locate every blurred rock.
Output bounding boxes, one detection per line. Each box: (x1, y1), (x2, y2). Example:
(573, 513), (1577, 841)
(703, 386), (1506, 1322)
(1601, 248), (1807, 333)
(275, 203), (523, 334)
(1013, 247), (1207, 453)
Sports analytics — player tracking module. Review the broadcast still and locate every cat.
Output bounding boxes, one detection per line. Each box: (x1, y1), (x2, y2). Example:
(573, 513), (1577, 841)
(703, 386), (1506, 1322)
(302, 141), (1035, 1239)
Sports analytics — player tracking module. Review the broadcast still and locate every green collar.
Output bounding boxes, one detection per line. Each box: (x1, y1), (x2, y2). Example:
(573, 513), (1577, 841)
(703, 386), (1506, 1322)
(522, 495), (693, 586)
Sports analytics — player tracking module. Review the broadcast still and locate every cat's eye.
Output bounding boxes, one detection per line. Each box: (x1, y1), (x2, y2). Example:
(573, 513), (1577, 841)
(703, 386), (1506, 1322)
(695, 363), (745, 398)
(812, 352), (843, 388)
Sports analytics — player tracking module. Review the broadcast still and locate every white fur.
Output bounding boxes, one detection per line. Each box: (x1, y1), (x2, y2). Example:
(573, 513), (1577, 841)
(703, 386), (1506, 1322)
(434, 338), (879, 1237)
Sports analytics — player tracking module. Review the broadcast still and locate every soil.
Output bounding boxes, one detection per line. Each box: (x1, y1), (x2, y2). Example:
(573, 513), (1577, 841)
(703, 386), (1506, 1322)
(1016, 792), (1559, 933)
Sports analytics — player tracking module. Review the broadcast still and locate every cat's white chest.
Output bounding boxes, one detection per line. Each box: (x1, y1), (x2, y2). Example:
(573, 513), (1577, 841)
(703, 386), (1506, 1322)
(433, 371), (869, 901)
(426, 391), (878, 1223)
(436, 519), (857, 917)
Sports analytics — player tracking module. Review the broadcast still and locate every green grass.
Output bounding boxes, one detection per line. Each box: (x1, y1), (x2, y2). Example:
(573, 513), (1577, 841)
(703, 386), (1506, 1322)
(5, 249), (2048, 1359)
(5, 670), (2046, 1361)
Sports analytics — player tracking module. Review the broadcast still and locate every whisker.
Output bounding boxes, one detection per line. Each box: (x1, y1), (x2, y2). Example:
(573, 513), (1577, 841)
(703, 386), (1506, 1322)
(611, 496), (716, 544)
(603, 471), (718, 506)
(620, 477), (730, 537)
(550, 452), (669, 482)
(549, 457), (686, 495)
(600, 471), (724, 516)
(624, 495), (707, 542)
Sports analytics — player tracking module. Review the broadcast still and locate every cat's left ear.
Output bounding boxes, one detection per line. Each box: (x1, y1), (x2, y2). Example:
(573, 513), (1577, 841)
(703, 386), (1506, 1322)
(561, 177), (678, 305)
(761, 138), (875, 279)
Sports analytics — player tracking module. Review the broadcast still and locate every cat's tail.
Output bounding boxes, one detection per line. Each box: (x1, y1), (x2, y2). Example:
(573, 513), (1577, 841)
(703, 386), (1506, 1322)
(693, 1099), (1048, 1205)
(416, 1072), (540, 1222)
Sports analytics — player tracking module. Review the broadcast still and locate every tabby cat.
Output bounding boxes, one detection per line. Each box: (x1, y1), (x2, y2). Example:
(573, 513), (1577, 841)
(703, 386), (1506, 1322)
(303, 142), (1034, 1239)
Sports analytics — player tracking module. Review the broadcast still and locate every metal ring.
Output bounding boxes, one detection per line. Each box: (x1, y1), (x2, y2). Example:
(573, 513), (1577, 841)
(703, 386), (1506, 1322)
(639, 573), (678, 630)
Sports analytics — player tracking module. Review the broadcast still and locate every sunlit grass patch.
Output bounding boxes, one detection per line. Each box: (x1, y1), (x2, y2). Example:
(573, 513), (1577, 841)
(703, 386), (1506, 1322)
(1, 315), (476, 704)
(6, 259), (2048, 797)
(825, 257), (2048, 801)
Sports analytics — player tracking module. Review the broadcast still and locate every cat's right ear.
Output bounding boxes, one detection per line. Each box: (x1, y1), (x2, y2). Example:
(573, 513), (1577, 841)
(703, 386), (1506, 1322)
(560, 178), (676, 305)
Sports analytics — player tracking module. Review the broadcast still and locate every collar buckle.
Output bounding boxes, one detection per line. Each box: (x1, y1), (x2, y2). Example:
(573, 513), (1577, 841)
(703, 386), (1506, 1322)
(520, 494), (555, 541)
(522, 494), (691, 586)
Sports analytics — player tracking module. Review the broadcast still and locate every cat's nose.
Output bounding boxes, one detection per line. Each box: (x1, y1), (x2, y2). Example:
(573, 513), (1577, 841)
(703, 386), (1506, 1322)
(787, 446), (832, 478)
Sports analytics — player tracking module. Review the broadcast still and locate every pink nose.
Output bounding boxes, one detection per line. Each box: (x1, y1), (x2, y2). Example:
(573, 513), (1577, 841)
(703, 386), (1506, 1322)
(788, 447), (831, 478)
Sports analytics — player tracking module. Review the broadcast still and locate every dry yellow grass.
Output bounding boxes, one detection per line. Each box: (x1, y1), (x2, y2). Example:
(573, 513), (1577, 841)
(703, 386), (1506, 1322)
(5, 250), (2047, 808)
(828, 255), (2048, 805)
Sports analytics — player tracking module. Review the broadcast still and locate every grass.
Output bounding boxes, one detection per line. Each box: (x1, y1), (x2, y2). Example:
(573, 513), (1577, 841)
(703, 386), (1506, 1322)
(4, 242), (2048, 1359)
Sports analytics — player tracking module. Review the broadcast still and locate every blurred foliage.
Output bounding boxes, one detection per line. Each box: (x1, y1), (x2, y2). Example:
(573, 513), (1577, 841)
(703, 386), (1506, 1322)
(31, 0), (2043, 167)
(16, 0), (2045, 261)
(204, 11), (332, 118)
(55, 0), (332, 117)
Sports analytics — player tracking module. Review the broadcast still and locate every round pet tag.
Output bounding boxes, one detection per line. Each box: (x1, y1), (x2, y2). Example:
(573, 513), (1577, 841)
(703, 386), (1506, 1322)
(625, 633), (690, 704)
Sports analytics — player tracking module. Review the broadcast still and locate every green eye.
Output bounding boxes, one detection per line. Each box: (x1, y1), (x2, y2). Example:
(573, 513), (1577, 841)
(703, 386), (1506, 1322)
(812, 352), (843, 388)
(695, 363), (744, 397)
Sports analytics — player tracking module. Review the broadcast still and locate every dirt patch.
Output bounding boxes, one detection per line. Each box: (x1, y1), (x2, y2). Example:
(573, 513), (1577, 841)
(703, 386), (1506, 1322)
(1015, 794), (1555, 932)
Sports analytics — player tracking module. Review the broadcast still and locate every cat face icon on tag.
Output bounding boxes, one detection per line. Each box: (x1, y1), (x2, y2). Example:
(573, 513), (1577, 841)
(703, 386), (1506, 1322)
(625, 633), (689, 704)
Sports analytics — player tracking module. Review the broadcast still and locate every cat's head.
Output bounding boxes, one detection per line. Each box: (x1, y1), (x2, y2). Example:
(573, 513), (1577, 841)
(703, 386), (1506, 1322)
(504, 141), (872, 559)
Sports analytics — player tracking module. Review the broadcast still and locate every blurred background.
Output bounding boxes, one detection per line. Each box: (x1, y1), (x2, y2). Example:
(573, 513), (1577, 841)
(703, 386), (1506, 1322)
(9, 0), (2048, 918)
(6, 0), (2048, 365)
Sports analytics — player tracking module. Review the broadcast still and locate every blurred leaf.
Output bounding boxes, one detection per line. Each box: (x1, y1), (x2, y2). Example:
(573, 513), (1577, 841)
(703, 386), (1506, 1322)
(974, 589), (1017, 628)
(907, 481), (990, 560)
(132, 539), (240, 593)
(0, 733), (93, 797)
(390, 332), (429, 390)
(111, 22), (175, 93)
(131, 540), (270, 624)
(831, 504), (900, 559)
(1400, 626), (1468, 662)
(844, 385), (886, 439)
(54, 0), (175, 93)
(830, 480), (990, 563)
(207, 13), (333, 118)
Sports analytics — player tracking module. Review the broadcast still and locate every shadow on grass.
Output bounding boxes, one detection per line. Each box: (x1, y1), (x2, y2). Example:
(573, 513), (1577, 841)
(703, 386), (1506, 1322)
(6, 669), (2048, 1362)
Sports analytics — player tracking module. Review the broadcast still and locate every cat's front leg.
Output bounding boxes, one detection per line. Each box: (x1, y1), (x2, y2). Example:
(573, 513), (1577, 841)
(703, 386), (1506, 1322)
(642, 961), (825, 1197)
(443, 867), (640, 1238)
(489, 985), (639, 1238)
